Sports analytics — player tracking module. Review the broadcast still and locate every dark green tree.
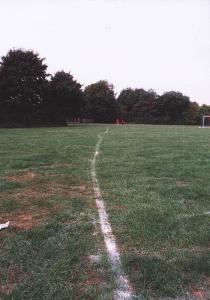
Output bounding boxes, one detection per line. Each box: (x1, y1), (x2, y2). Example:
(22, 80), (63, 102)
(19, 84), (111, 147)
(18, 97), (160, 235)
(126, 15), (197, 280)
(45, 71), (83, 125)
(84, 80), (117, 123)
(185, 102), (200, 125)
(117, 88), (138, 122)
(117, 88), (158, 123)
(199, 104), (210, 116)
(156, 91), (190, 124)
(0, 49), (48, 127)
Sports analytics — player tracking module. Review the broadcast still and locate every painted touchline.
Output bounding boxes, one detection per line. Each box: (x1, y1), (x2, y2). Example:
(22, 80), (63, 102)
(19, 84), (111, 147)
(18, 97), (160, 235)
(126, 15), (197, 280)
(178, 211), (210, 219)
(91, 128), (133, 300)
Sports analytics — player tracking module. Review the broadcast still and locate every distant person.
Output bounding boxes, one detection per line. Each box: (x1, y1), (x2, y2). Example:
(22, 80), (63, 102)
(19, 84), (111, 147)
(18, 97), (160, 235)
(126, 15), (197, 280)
(116, 118), (124, 125)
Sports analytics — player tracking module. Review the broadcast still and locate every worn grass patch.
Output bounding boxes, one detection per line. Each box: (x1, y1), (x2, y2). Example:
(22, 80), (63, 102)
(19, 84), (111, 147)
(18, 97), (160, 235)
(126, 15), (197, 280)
(0, 125), (113, 299)
(2, 124), (210, 299)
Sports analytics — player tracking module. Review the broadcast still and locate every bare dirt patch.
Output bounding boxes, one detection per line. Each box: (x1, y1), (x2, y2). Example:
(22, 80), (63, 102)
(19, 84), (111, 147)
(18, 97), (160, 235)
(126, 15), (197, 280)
(83, 264), (104, 287)
(0, 208), (49, 231)
(0, 282), (16, 296)
(65, 184), (92, 197)
(191, 287), (209, 299)
(5, 172), (38, 182)
(9, 183), (91, 201)
(14, 187), (51, 199)
(44, 183), (92, 198)
(176, 181), (188, 188)
(86, 275), (103, 286)
(0, 183), (92, 233)
(110, 204), (127, 210)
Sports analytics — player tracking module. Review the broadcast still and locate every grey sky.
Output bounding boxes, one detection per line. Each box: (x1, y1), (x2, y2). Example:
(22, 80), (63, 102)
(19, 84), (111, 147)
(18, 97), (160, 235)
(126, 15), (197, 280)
(1, 0), (210, 104)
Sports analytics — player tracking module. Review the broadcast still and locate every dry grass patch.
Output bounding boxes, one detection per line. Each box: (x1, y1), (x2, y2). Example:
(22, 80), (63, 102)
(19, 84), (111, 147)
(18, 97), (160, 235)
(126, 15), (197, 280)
(176, 180), (189, 187)
(110, 204), (127, 210)
(38, 163), (73, 169)
(8, 182), (91, 201)
(13, 187), (52, 199)
(4, 172), (39, 182)
(0, 171), (93, 236)
(0, 265), (25, 296)
(74, 260), (106, 298)
(191, 287), (210, 299)
(0, 180), (93, 235)
(0, 208), (49, 231)
(122, 245), (210, 258)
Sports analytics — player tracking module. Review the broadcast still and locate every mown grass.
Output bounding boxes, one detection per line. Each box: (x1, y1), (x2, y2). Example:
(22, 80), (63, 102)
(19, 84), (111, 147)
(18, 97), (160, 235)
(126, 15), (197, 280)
(1, 124), (210, 299)
(98, 125), (210, 299)
(0, 125), (113, 300)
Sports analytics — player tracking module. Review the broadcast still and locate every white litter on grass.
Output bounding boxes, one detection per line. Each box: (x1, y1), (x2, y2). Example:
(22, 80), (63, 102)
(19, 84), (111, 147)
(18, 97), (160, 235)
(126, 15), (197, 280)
(91, 128), (133, 300)
(0, 221), (10, 231)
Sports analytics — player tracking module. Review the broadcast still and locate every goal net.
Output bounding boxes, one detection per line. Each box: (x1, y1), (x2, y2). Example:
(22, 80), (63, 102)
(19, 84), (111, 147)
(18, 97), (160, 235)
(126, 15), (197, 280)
(201, 115), (210, 128)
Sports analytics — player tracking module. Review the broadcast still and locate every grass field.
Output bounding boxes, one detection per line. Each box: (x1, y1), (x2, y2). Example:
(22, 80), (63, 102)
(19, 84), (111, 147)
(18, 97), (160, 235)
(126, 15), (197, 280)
(0, 124), (210, 299)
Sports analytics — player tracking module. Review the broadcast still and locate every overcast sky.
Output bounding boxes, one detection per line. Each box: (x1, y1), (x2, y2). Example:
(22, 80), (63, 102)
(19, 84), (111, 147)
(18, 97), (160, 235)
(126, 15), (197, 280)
(1, 0), (210, 104)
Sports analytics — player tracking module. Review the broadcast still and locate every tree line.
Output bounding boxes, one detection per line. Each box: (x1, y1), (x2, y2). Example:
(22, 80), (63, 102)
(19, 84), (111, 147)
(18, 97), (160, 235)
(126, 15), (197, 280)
(0, 48), (208, 127)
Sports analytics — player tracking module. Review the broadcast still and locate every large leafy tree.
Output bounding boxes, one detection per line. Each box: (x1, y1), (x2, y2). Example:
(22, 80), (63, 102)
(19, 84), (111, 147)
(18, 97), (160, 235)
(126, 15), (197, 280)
(0, 49), (48, 126)
(84, 80), (117, 123)
(117, 88), (158, 123)
(185, 102), (200, 125)
(45, 71), (83, 125)
(156, 91), (190, 124)
(117, 88), (139, 122)
(199, 104), (210, 116)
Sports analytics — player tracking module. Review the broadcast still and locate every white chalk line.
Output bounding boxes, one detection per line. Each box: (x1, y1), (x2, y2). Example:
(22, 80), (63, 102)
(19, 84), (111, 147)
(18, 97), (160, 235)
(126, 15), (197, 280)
(91, 128), (133, 300)
(178, 211), (210, 219)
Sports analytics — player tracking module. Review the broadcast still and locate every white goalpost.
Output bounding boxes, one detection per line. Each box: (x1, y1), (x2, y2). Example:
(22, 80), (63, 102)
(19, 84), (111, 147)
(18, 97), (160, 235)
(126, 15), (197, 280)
(199, 115), (210, 128)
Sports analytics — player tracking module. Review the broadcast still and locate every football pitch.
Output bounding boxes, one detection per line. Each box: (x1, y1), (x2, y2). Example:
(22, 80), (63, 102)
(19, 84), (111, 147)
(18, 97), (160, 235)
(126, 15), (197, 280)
(0, 124), (210, 299)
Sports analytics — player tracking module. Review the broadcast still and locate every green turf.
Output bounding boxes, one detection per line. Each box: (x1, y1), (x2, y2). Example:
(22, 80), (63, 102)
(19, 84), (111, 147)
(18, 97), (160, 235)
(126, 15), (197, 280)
(98, 124), (210, 298)
(0, 125), (113, 300)
(0, 124), (210, 299)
